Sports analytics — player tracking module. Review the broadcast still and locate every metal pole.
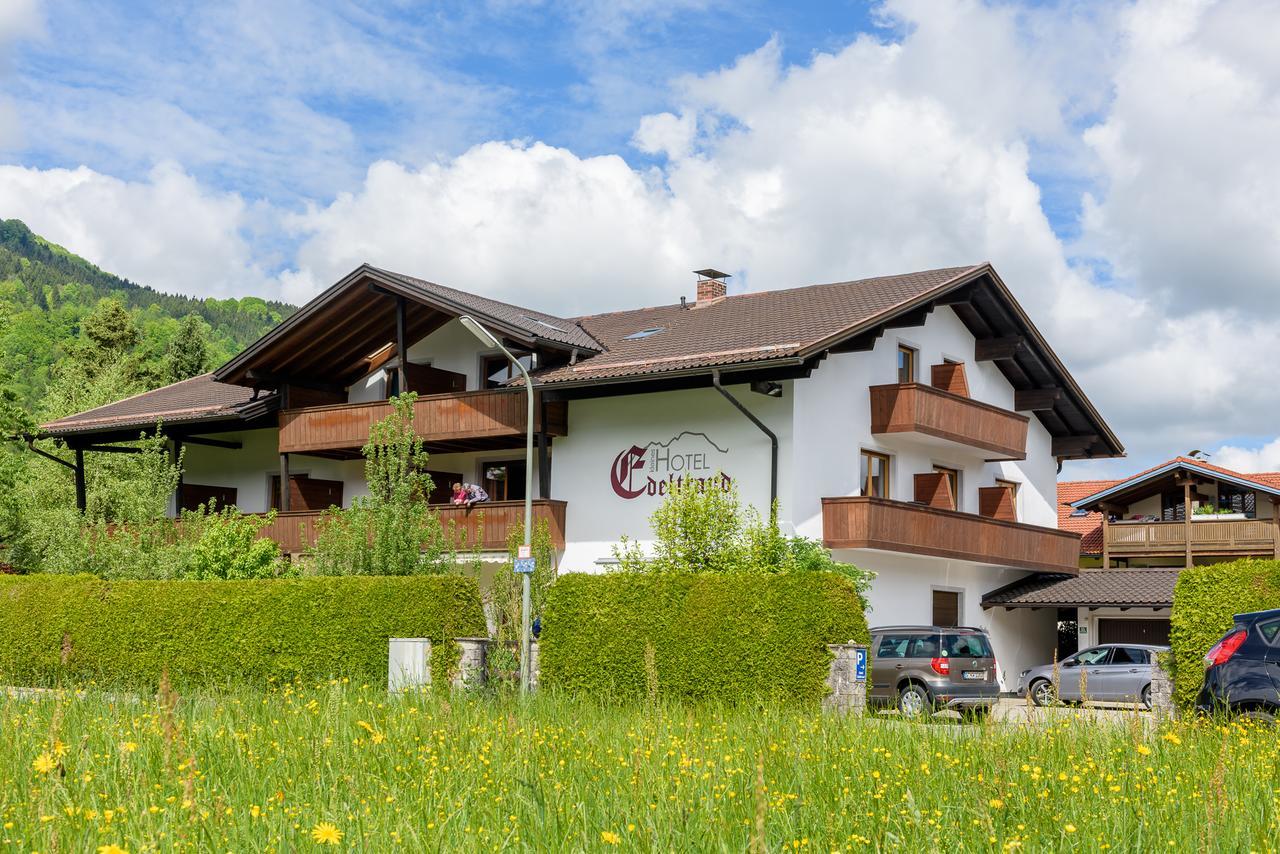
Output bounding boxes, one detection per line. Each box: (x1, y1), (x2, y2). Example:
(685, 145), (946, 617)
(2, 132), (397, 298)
(512, 356), (534, 696)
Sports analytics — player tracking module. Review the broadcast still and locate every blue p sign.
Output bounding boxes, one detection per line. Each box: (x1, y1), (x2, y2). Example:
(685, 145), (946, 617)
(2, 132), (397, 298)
(854, 647), (867, 682)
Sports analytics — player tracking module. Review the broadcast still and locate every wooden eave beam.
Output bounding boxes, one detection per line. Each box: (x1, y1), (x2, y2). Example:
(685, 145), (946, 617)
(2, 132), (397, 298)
(182, 435), (243, 450)
(1051, 434), (1098, 456)
(271, 296), (397, 376)
(883, 305), (933, 330)
(829, 327), (884, 353)
(1015, 388), (1061, 411)
(975, 335), (1026, 361)
(244, 371), (346, 394)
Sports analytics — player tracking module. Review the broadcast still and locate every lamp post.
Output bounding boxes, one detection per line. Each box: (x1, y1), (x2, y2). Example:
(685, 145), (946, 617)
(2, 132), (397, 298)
(458, 315), (534, 694)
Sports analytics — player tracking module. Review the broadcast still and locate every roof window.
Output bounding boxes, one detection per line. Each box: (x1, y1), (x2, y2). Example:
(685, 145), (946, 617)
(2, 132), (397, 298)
(624, 327), (665, 340)
(1069, 508), (1090, 517)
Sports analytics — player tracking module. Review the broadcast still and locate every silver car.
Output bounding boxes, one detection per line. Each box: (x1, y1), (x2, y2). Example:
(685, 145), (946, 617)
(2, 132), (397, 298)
(1017, 643), (1167, 708)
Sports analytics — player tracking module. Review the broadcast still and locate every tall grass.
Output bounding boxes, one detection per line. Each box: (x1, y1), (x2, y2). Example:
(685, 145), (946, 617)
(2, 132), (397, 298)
(2, 682), (1276, 851)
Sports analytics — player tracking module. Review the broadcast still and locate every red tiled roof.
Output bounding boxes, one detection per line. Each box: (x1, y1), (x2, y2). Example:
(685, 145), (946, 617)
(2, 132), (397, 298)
(40, 374), (273, 436)
(1056, 479), (1118, 555)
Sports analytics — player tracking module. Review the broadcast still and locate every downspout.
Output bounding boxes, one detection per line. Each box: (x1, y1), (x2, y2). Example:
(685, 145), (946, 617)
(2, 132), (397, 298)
(711, 369), (778, 513)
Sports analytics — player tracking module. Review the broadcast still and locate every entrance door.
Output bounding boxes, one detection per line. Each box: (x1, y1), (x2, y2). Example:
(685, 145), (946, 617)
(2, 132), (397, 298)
(482, 460), (526, 502)
(270, 475), (344, 512)
(1098, 619), (1170, 646)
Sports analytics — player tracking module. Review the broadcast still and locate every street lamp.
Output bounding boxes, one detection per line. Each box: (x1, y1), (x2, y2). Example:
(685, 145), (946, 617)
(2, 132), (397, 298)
(458, 315), (534, 695)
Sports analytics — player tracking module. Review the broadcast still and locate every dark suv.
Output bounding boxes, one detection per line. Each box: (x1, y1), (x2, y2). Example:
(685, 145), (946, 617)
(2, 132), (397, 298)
(1196, 608), (1280, 721)
(869, 625), (999, 718)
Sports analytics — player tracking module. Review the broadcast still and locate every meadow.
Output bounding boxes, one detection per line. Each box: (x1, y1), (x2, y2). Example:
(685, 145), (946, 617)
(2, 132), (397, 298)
(2, 682), (1277, 852)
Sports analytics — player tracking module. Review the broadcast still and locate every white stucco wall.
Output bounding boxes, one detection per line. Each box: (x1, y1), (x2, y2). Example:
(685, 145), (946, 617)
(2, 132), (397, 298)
(550, 384), (792, 572)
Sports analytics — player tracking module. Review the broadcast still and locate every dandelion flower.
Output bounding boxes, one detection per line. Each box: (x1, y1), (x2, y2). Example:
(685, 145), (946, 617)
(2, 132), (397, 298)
(311, 822), (343, 845)
(1064, 824), (1077, 833)
(1136, 745), (1152, 756)
(32, 753), (56, 774)
(600, 830), (621, 845)
(97, 846), (129, 854)
(1161, 732), (1181, 746)
(119, 741), (138, 754)
(989, 798), (1004, 809)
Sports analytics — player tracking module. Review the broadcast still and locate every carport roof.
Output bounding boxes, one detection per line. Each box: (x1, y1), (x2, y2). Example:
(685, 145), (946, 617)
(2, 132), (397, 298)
(982, 570), (1179, 609)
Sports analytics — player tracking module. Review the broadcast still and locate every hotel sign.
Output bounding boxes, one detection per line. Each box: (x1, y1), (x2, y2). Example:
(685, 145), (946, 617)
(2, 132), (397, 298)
(609, 431), (734, 500)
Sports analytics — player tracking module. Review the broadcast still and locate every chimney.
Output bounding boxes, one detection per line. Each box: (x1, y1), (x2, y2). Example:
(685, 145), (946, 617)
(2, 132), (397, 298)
(693, 268), (730, 307)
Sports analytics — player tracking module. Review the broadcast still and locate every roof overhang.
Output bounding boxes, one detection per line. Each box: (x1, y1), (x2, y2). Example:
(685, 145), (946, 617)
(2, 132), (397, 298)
(1071, 460), (1280, 509)
(214, 265), (594, 388)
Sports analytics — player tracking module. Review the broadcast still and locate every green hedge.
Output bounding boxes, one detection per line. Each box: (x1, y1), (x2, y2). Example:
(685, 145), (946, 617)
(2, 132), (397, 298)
(540, 571), (869, 702)
(0, 574), (487, 688)
(1170, 559), (1280, 707)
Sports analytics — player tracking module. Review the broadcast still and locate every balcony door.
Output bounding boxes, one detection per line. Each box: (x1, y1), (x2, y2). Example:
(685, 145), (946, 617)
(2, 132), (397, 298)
(270, 474), (344, 512)
(481, 459), (527, 502)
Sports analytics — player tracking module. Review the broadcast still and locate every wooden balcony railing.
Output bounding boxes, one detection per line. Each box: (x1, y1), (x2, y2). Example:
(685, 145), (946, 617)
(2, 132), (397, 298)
(869, 383), (1029, 460)
(278, 389), (568, 454)
(1106, 518), (1278, 556)
(255, 499), (568, 554)
(821, 496), (1080, 573)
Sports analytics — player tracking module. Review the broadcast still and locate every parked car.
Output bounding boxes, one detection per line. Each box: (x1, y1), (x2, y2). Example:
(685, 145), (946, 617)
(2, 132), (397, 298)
(1195, 608), (1280, 721)
(1017, 643), (1167, 708)
(868, 625), (999, 718)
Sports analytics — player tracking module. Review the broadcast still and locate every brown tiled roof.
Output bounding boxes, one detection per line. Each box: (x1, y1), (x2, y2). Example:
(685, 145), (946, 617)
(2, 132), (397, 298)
(40, 374), (272, 436)
(1057, 479), (1118, 555)
(372, 267), (602, 352)
(982, 569), (1179, 608)
(533, 265), (983, 384)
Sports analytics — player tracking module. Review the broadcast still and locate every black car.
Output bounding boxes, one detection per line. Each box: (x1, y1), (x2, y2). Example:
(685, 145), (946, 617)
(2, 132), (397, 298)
(1195, 608), (1280, 721)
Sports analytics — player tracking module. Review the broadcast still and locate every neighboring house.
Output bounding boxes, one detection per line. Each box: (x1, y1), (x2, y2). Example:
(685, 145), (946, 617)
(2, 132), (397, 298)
(39, 262), (1123, 688)
(985, 457), (1280, 652)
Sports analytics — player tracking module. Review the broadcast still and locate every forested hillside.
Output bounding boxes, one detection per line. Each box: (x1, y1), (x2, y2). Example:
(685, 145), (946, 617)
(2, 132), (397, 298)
(0, 219), (293, 407)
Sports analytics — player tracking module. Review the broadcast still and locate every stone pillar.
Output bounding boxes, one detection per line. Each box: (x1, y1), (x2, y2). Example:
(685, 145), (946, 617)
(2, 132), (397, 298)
(823, 643), (868, 716)
(453, 637), (491, 690)
(388, 638), (432, 693)
(1149, 654), (1176, 721)
(528, 640), (540, 691)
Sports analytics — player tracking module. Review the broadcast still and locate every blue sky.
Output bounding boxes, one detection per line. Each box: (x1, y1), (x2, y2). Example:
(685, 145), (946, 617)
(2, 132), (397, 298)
(2, 0), (1280, 476)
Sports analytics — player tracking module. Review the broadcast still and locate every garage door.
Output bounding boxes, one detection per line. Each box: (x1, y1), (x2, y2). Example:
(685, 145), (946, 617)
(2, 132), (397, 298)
(1098, 619), (1170, 646)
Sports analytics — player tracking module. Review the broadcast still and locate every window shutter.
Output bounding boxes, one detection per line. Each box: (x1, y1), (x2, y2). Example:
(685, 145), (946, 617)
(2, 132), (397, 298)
(978, 486), (1017, 522)
(914, 472), (954, 509)
(930, 362), (970, 397)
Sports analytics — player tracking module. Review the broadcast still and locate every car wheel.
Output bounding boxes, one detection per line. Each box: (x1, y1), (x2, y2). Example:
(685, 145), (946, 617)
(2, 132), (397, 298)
(1240, 708), (1276, 724)
(1029, 679), (1057, 707)
(1140, 685), (1152, 711)
(897, 683), (932, 719)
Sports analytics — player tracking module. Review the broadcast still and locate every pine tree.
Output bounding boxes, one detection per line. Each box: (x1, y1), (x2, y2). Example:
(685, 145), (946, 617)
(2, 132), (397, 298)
(166, 313), (211, 383)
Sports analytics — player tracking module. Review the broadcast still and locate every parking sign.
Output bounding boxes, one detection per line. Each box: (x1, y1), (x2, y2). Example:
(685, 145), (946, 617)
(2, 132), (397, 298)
(854, 647), (867, 682)
(514, 557), (536, 574)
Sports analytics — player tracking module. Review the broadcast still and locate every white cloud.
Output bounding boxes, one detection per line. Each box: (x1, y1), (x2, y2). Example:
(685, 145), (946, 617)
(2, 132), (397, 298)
(1215, 439), (1280, 474)
(0, 162), (273, 299)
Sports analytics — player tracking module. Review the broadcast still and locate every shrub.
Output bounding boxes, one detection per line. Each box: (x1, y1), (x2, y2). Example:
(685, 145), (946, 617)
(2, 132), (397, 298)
(1169, 558), (1280, 707)
(540, 571), (869, 702)
(0, 573), (487, 687)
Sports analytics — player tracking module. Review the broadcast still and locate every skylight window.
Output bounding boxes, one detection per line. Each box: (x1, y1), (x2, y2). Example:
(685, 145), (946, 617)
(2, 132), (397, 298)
(1069, 508), (1090, 517)
(520, 315), (566, 333)
(624, 327), (665, 340)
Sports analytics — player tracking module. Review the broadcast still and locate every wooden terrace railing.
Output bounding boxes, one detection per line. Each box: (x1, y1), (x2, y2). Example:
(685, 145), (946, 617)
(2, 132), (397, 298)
(255, 499), (568, 554)
(1106, 518), (1278, 556)
(869, 383), (1029, 460)
(821, 496), (1080, 573)
(277, 389), (568, 454)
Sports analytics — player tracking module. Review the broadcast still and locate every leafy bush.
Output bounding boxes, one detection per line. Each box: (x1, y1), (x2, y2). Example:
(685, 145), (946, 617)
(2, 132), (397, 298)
(1170, 558), (1280, 707)
(308, 393), (454, 575)
(0, 573), (487, 687)
(540, 571), (869, 702)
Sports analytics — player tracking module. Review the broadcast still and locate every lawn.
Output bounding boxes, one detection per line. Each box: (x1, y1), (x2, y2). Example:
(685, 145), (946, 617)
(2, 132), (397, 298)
(2, 682), (1277, 852)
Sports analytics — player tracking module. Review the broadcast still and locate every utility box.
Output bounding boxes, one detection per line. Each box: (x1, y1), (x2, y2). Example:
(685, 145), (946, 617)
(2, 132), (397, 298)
(388, 638), (432, 692)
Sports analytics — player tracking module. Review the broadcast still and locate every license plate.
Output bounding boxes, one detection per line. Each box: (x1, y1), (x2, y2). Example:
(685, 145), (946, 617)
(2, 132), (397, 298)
(962, 670), (986, 681)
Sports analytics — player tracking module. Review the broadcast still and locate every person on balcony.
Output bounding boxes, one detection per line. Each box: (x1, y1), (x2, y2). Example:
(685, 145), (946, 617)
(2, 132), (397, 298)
(462, 482), (489, 507)
(450, 482), (468, 505)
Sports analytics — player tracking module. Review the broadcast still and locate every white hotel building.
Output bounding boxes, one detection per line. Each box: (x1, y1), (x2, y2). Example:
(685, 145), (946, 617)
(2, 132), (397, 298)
(41, 263), (1123, 688)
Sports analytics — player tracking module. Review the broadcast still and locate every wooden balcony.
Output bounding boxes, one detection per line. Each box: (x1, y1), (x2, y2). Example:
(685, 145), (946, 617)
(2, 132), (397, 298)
(1106, 518), (1279, 557)
(869, 383), (1028, 460)
(255, 499), (568, 554)
(278, 389), (567, 455)
(821, 496), (1080, 573)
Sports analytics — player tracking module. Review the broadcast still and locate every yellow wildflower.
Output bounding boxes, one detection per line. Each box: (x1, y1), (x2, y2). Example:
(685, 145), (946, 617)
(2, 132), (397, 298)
(600, 830), (621, 845)
(311, 821), (343, 845)
(97, 846), (129, 854)
(119, 741), (138, 754)
(1162, 732), (1181, 746)
(1136, 745), (1152, 756)
(32, 752), (56, 774)
(1064, 824), (1077, 833)
(989, 798), (1004, 809)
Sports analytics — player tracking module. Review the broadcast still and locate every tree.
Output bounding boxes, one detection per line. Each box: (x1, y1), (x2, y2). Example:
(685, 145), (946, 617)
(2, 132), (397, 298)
(615, 477), (746, 574)
(165, 313), (211, 382)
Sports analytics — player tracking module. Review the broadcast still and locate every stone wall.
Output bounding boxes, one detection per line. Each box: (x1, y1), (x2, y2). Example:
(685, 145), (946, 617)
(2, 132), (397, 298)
(1149, 653), (1176, 721)
(823, 643), (868, 716)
